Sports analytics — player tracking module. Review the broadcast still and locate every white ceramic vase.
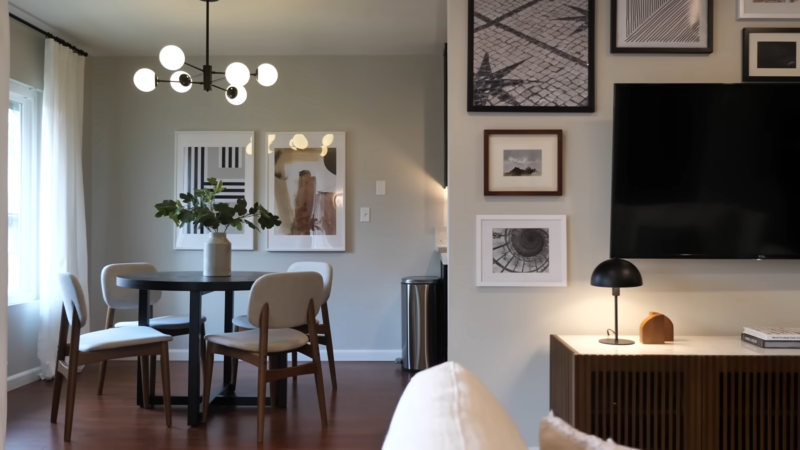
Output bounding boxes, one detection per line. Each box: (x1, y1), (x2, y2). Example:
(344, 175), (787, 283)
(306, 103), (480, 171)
(204, 232), (232, 277)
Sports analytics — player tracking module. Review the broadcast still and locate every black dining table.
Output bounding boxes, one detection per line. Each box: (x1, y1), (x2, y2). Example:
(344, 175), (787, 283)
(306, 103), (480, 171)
(116, 271), (282, 426)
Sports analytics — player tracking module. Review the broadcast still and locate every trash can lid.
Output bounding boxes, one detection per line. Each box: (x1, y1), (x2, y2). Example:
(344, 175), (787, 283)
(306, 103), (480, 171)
(402, 276), (441, 285)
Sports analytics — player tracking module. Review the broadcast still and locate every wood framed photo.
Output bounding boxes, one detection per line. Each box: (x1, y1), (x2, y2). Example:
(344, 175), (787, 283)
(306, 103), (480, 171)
(484, 130), (563, 196)
(739, 0), (800, 20)
(173, 131), (255, 250)
(611, 0), (713, 54)
(476, 215), (568, 287)
(266, 132), (346, 252)
(743, 29), (800, 82)
(468, 0), (595, 112)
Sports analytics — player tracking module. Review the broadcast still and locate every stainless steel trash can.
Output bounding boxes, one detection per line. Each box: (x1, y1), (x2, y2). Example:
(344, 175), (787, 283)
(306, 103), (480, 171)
(401, 276), (440, 371)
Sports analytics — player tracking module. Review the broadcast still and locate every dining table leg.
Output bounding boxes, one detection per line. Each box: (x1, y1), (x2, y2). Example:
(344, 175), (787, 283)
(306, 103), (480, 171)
(187, 290), (202, 426)
(136, 289), (150, 408)
(223, 290), (233, 390)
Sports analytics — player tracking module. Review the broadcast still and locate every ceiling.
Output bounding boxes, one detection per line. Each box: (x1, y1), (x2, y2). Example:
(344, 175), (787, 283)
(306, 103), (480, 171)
(9, 0), (447, 56)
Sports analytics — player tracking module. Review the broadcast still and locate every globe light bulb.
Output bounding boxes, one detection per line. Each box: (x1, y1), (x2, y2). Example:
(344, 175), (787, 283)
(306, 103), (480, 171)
(292, 134), (309, 150)
(159, 45), (185, 71)
(257, 63), (278, 86)
(133, 68), (157, 92)
(170, 71), (192, 93)
(226, 85), (247, 106)
(322, 134), (335, 147)
(225, 62), (251, 86)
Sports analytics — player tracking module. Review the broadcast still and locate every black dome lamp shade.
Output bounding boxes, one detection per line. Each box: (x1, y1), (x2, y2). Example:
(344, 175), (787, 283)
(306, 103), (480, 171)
(591, 258), (643, 346)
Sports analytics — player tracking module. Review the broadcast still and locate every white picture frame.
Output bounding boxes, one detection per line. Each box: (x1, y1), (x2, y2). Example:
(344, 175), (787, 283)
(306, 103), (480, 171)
(738, 0), (800, 20)
(266, 132), (346, 252)
(476, 215), (568, 287)
(173, 131), (255, 250)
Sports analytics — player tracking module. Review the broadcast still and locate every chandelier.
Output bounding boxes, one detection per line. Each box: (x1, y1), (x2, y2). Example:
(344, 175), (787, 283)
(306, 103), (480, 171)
(133, 0), (277, 105)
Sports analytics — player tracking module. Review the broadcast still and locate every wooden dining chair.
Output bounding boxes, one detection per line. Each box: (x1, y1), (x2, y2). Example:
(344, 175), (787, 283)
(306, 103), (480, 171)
(52, 273), (173, 442)
(230, 262), (336, 389)
(97, 263), (207, 395)
(202, 272), (327, 443)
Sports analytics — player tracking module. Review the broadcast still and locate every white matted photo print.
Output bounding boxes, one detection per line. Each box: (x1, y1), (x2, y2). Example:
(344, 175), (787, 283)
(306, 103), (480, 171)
(173, 131), (255, 250)
(484, 130), (563, 196)
(266, 132), (346, 252)
(476, 215), (567, 287)
(739, 0), (800, 19)
(743, 29), (800, 82)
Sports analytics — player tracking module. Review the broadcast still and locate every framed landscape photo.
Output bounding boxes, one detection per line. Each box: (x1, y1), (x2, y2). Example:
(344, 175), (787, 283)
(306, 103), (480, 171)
(611, 0), (713, 54)
(468, 0), (595, 112)
(484, 130), (563, 196)
(739, 0), (800, 20)
(743, 29), (800, 82)
(476, 215), (568, 287)
(266, 132), (346, 252)
(173, 131), (256, 251)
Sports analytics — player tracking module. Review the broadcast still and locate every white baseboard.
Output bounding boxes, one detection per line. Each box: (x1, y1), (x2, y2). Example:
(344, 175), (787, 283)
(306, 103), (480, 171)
(118, 349), (402, 363)
(8, 367), (40, 391)
(167, 349), (401, 362)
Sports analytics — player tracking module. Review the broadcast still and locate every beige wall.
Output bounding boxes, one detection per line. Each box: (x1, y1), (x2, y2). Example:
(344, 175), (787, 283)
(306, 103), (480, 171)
(447, 0), (800, 445)
(87, 55), (445, 355)
(9, 19), (43, 90)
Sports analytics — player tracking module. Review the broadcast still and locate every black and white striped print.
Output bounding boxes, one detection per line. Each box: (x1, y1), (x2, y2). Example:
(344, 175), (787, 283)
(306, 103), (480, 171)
(185, 147), (206, 235)
(625, 0), (700, 44)
(220, 147), (241, 168)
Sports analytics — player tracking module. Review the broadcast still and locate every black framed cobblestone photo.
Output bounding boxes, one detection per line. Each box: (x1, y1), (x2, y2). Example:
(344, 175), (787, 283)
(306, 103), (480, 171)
(468, 0), (595, 113)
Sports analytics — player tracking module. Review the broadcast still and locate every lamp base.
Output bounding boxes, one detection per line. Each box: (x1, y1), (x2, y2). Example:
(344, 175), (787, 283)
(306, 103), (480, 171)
(599, 338), (635, 346)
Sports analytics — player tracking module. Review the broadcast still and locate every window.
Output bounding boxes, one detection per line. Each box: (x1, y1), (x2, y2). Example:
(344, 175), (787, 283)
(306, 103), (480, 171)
(8, 81), (40, 305)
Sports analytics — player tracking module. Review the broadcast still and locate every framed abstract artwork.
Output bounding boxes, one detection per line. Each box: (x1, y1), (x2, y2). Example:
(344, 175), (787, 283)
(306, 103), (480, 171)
(266, 132), (346, 252)
(484, 129), (563, 196)
(173, 131), (255, 250)
(611, 0), (713, 54)
(743, 28), (800, 82)
(468, 0), (595, 112)
(476, 215), (568, 287)
(739, 0), (800, 20)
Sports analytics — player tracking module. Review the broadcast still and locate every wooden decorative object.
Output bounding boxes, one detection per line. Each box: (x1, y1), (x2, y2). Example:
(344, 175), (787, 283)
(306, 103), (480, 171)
(639, 312), (674, 344)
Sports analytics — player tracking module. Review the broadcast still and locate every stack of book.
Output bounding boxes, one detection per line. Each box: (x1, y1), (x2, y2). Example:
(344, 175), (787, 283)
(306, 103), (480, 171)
(741, 327), (800, 349)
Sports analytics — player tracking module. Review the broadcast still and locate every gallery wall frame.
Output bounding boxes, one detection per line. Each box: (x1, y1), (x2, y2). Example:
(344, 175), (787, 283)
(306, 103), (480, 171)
(611, 0), (713, 54)
(173, 131), (256, 250)
(484, 129), (563, 196)
(476, 215), (568, 287)
(742, 28), (800, 82)
(266, 132), (346, 252)
(738, 0), (800, 20)
(467, 0), (595, 112)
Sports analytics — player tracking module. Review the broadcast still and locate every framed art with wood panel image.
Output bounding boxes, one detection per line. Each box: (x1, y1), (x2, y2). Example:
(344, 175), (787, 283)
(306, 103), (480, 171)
(484, 130), (563, 196)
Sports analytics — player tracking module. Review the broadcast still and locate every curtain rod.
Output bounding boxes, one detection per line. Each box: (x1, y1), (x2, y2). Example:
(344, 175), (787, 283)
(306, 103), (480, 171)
(9, 13), (88, 57)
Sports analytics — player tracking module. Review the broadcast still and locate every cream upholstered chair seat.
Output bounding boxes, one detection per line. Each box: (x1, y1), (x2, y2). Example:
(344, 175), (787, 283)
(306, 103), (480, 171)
(232, 314), (318, 329)
(79, 327), (172, 352)
(205, 329), (309, 353)
(116, 315), (207, 330)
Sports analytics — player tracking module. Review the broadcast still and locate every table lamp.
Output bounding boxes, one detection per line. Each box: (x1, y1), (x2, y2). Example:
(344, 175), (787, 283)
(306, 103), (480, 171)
(591, 258), (643, 345)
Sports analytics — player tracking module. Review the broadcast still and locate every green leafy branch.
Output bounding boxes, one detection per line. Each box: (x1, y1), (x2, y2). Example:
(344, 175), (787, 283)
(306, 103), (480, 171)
(155, 178), (281, 233)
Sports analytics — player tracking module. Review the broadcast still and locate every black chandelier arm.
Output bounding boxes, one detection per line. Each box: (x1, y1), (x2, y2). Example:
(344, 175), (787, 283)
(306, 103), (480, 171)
(211, 84), (227, 91)
(184, 62), (203, 72)
(156, 78), (204, 85)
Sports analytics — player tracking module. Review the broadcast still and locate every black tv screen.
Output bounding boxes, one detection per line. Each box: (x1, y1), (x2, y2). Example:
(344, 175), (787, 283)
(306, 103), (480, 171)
(611, 83), (800, 259)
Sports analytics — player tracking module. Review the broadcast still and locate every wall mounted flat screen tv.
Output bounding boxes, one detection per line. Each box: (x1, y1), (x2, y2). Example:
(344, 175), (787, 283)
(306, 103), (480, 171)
(611, 84), (800, 259)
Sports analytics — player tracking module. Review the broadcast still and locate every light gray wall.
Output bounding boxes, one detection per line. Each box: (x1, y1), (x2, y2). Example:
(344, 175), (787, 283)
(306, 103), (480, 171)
(8, 18), (43, 379)
(9, 19), (44, 91)
(87, 55), (445, 355)
(447, 0), (800, 446)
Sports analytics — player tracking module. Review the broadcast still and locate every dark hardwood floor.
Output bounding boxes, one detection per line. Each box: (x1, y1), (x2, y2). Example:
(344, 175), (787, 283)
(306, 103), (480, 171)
(8, 360), (411, 449)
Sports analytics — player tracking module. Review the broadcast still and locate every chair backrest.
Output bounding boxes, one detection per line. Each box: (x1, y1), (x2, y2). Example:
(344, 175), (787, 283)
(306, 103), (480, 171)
(101, 263), (162, 310)
(287, 262), (333, 306)
(58, 273), (88, 328)
(247, 272), (324, 329)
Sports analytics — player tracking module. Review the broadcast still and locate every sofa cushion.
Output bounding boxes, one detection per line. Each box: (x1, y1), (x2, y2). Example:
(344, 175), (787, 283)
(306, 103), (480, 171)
(540, 411), (638, 450)
(382, 361), (527, 450)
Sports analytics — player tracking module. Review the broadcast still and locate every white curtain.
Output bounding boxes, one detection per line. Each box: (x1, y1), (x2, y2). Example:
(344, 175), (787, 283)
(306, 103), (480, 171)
(1, 1), (11, 445)
(37, 40), (88, 380)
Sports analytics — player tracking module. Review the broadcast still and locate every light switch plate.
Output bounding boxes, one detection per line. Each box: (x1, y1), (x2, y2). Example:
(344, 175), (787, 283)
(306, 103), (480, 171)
(376, 181), (386, 195)
(360, 207), (370, 222)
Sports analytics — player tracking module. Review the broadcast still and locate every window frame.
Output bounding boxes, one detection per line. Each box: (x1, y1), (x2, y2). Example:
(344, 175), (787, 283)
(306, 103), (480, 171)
(8, 80), (41, 306)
